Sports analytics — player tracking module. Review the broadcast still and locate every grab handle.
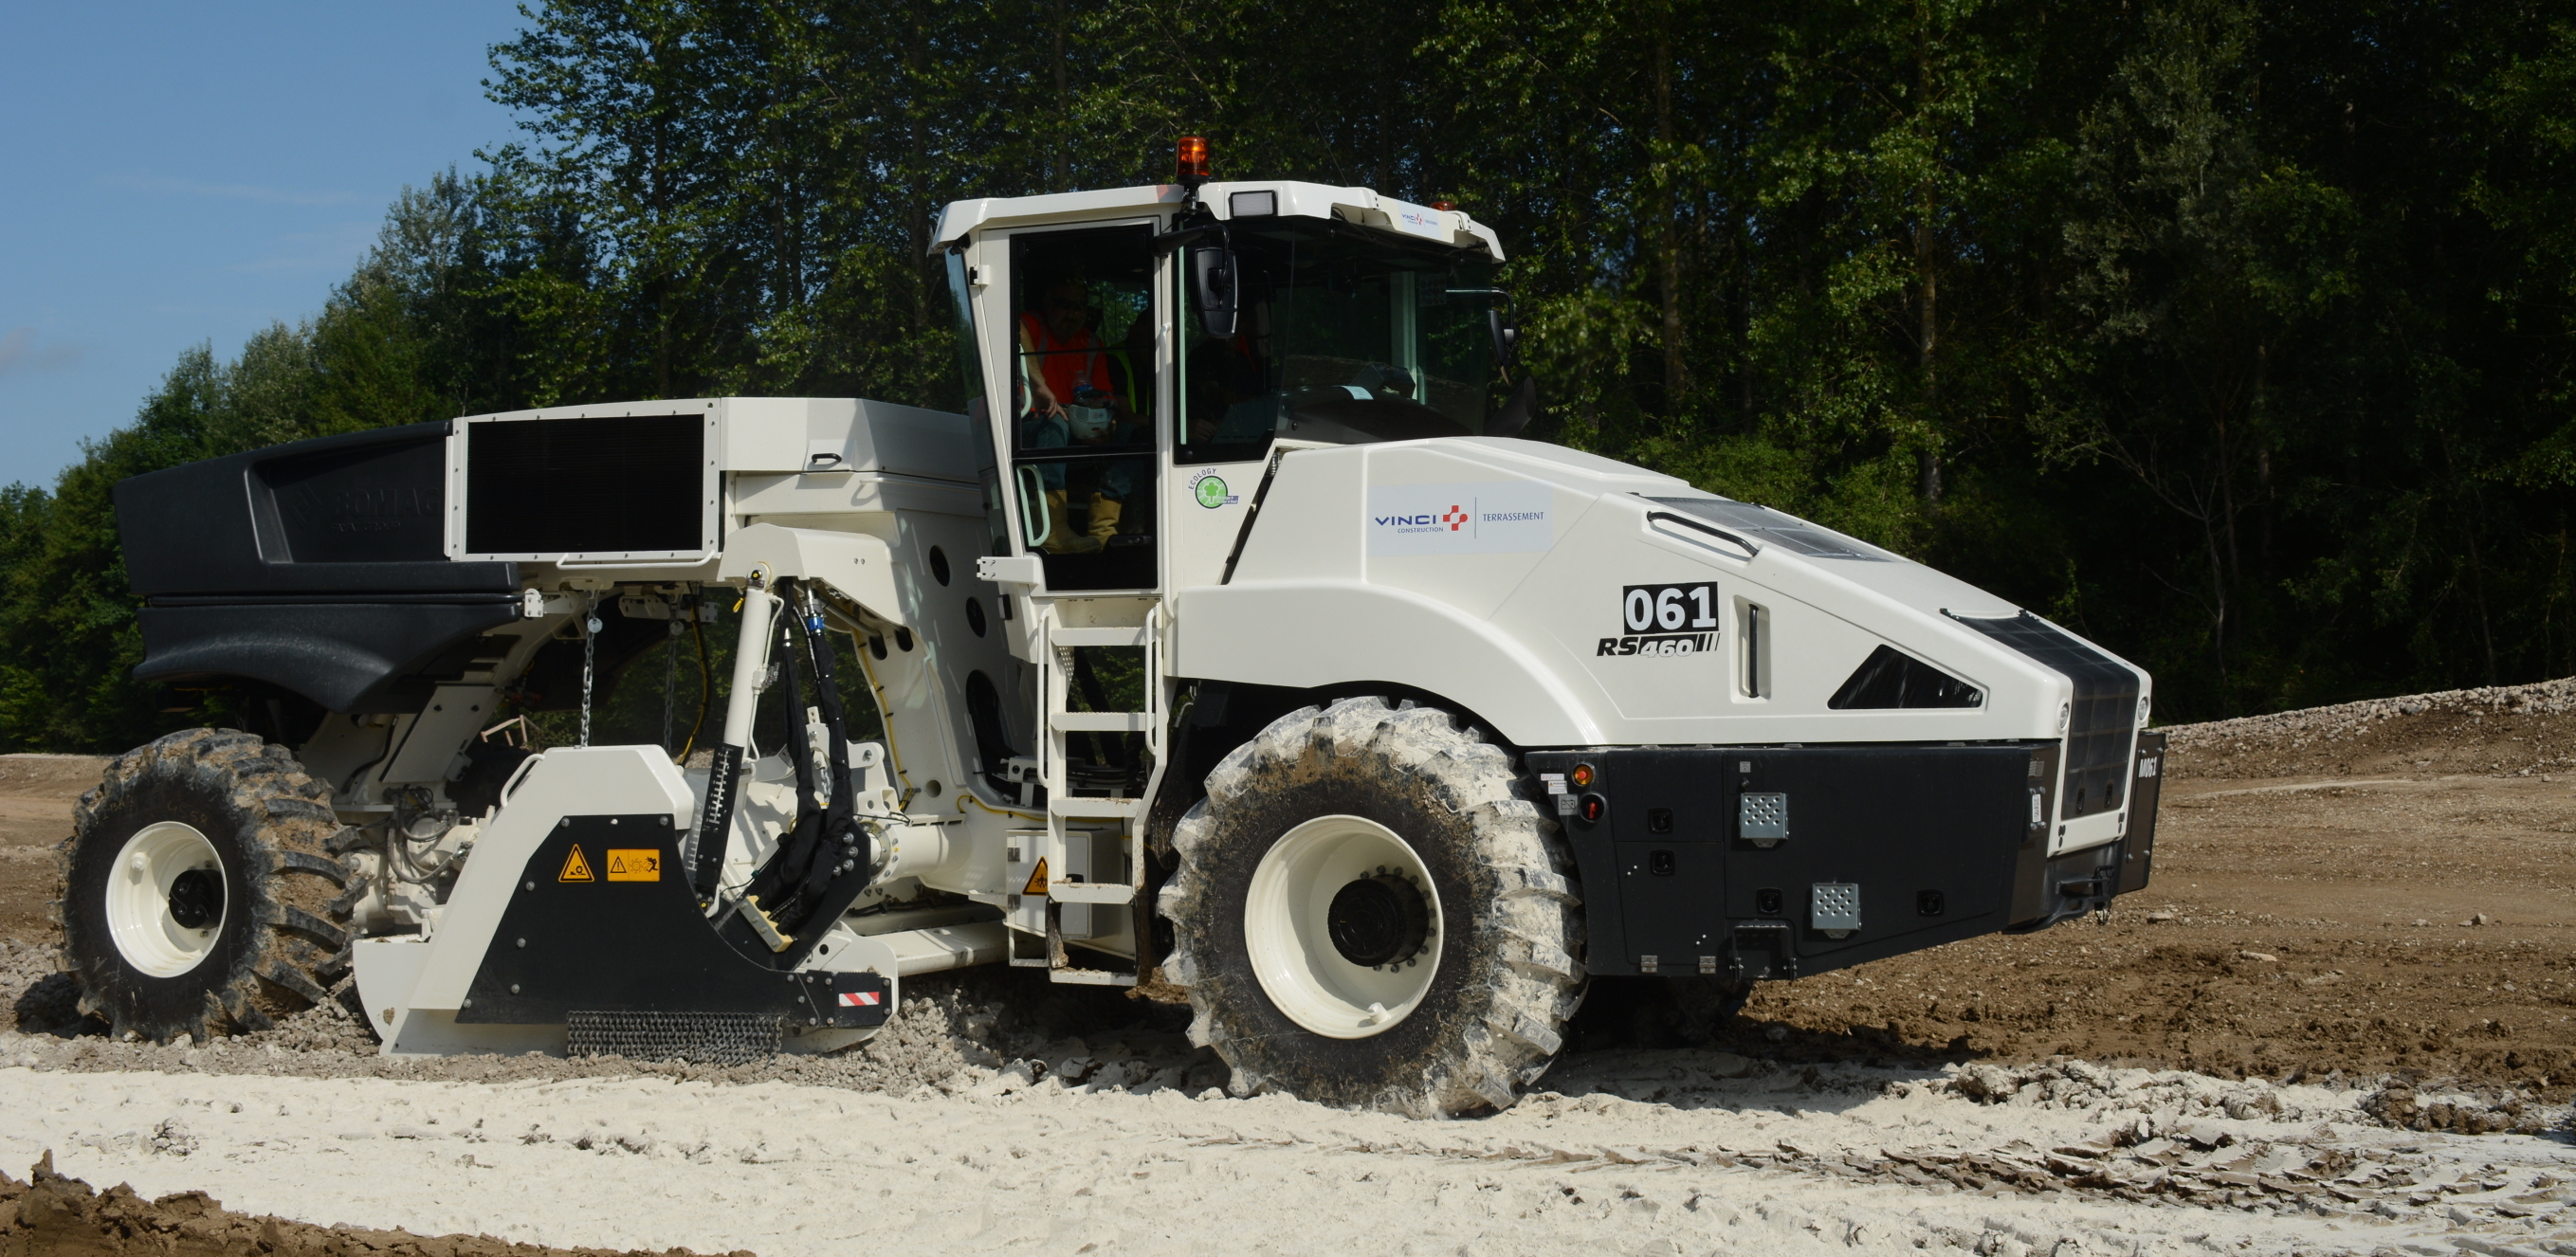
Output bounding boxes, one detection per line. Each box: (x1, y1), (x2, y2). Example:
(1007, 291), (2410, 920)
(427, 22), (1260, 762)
(1015, 465), (1053, 548)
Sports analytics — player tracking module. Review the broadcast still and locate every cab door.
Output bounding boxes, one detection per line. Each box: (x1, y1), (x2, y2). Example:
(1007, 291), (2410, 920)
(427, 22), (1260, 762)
(983, 222), (1165, 599)
(949, 222), (1169, 807)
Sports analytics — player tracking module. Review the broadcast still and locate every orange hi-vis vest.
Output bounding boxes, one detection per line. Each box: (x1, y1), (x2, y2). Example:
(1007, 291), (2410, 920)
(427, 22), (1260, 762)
(1018, 313), (1110, 409)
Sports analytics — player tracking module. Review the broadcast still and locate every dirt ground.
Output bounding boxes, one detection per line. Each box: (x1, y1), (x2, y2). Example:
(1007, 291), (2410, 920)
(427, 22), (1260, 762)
(1704, 681), (2576, 1102)
(4, 679), (2573, 1102)
(0, 1154), (730, 1257)
(4, 694), (2573, 1255)
(0, 756), (98, 948)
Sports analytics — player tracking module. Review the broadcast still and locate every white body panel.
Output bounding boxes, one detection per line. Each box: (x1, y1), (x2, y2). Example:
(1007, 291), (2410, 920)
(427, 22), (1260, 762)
(1175, 438), (2151, 856)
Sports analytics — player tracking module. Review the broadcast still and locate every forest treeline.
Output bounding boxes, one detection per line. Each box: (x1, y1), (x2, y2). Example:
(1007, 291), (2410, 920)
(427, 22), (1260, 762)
(4, 0), (2574, 751)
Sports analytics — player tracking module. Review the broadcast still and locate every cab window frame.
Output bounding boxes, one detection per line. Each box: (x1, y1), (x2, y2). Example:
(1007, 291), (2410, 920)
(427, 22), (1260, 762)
(1173, 218), (1500, 467)
(993, 219), (1170, 595)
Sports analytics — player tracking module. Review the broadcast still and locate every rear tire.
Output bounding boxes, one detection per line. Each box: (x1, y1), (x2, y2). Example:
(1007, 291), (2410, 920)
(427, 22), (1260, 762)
(1159, 697), (1584, 1116)
(59, 728), (350, 1042)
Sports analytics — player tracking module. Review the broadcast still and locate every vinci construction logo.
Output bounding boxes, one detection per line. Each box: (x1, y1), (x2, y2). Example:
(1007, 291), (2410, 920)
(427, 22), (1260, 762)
(1365, 481), (1553, 556)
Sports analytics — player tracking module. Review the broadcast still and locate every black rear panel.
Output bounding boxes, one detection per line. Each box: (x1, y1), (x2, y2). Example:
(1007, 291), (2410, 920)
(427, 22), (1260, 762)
(1531, 743), (2043, 980)
(115, 422), (521, 713)
(1949, 611), (2140, 821)
(465, 415), (705, 556)
(119, 421), (510, 596)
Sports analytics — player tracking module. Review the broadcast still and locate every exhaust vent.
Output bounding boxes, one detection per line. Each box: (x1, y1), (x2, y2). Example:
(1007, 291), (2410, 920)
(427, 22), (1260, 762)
(1828, 645), (1982, 709)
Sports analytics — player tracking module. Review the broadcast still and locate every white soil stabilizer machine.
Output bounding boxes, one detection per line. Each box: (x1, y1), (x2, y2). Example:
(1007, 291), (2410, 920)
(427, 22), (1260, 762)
(65, 143), (2165, 1114)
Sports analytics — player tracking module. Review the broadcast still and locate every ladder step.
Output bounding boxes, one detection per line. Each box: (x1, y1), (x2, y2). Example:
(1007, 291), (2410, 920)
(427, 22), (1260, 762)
(1049, 883), (1136, 904)
(1050, 626), (1149, 648)
(1051, 796), (1145, 818)
(1050, 968), (1140, 988)
(1051, 711), (1151, 733)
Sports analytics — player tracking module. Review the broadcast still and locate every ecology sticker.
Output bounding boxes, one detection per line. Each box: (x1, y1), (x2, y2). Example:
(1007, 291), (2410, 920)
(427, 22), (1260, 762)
(1191, 471), (1238, 508)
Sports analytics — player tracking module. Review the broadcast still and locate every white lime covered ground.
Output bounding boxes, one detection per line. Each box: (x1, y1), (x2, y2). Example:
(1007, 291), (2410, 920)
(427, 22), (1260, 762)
(2, 1048), (2568, 1257)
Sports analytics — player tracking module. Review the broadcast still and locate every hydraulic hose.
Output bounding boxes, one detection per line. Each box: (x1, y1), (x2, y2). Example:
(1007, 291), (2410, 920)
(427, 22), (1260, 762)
(690, 569), (777, 901)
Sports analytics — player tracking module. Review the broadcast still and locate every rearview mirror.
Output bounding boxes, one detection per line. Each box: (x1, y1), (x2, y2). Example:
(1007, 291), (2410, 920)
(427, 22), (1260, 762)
(1193, 247), (1238, 338)
(1448, 287), (1519, 366)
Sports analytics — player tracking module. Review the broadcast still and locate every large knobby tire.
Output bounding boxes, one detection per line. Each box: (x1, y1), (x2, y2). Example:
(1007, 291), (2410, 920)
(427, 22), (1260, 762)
(59, 728), (351, 1042)
(1160, 697), (1584, 1117)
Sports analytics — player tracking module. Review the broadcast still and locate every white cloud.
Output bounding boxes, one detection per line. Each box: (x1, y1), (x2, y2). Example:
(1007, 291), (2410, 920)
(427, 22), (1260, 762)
(225, 223), (379, 275)
(0, 328), (83, 378)
(108, 174), (363, 207)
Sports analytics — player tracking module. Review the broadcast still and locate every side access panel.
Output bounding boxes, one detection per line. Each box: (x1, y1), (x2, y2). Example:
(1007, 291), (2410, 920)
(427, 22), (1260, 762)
(1533, 743), (2044, 981)
(460, 814), (889, 1029)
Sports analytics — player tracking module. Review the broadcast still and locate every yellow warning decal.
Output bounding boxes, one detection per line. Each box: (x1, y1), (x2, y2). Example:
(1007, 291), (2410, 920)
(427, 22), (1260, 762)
(557, 846), (594, 883)
(1023, 858), (1049, 896)
(606, 848), (661, 882)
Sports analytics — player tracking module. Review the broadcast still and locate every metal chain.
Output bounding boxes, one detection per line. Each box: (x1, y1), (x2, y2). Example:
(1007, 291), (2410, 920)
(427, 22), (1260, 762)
(578, 595), (601, 747)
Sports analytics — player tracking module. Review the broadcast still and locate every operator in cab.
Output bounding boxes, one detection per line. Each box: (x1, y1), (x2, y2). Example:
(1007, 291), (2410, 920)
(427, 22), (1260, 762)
(1017, 273), (1140, 553)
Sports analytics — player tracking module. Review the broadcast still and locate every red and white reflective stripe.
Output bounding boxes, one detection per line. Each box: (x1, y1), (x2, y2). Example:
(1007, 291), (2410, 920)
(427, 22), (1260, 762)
(837, 990), (882, 1007)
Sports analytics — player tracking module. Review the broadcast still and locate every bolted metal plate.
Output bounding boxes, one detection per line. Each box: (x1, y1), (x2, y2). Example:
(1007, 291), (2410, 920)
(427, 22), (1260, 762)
(464, 814), (890, 1029)
(1811, 882), (1861, 932)
(1739, 792), (1789, 840)
(567, 1010), (781, 1066)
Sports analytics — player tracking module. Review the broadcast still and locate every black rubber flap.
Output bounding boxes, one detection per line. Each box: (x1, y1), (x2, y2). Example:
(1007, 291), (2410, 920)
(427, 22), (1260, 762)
(462, 814), (888, 1029)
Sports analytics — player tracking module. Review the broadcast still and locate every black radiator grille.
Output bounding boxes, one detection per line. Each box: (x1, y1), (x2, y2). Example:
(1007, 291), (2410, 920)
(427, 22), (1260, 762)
(566, 1010), (780, 1065)
(1948, 611), (2139, 821)
(466, 414), (706, 556)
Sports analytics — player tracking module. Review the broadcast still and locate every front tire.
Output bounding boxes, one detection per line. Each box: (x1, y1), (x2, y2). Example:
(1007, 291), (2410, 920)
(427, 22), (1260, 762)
(1160, 697), (1584, 1116)
(59, 729), (350, 1042)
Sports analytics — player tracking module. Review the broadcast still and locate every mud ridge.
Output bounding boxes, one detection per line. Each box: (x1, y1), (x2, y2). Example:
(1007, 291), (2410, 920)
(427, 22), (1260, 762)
(0, 1152), (740, 1257)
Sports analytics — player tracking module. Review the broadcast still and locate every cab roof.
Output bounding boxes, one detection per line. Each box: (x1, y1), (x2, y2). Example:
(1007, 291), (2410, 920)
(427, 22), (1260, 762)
(935, 180), (1507, 262)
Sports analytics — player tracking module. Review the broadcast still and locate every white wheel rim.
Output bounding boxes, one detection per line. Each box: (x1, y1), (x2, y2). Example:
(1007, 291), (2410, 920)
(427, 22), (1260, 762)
(106, 821), (226, 978)
(1244, 814), (1443, 1039)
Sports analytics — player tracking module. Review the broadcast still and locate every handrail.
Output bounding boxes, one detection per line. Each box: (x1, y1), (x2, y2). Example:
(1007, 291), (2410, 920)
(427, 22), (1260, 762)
(1647, 511), (1761, 559)
(1014, 465), (1052, 548)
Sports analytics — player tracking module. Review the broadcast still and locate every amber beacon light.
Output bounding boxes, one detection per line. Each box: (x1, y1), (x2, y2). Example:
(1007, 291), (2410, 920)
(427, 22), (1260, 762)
(1176, 136), (1212, 189)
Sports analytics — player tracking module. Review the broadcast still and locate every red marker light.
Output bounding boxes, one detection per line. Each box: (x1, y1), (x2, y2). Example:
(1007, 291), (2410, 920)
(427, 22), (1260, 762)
(1430, 199), (1457, 211)
(1176, 136), (1211, 189)
(1578, 793), (1607, 824)
(1569, 763), (1596, 789)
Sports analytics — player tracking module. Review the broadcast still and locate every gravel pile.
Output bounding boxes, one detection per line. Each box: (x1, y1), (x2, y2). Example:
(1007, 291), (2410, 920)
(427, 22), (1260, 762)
(2166, 677), (2576, 744)
(2161, 676), (2576, 774)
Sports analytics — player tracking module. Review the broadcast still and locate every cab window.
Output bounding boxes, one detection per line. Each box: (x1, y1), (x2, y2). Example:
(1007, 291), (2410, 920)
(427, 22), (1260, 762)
(1007, 226), (1158, 592)
(1177, 223), (1501, 465)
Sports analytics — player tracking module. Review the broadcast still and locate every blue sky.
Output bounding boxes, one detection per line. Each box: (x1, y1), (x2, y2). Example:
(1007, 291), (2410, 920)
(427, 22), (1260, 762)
(0, 2), (529, 489)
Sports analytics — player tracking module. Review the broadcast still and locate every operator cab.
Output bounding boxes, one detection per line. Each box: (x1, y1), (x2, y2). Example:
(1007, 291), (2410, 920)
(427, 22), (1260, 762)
(936, 147), (1519, 596)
